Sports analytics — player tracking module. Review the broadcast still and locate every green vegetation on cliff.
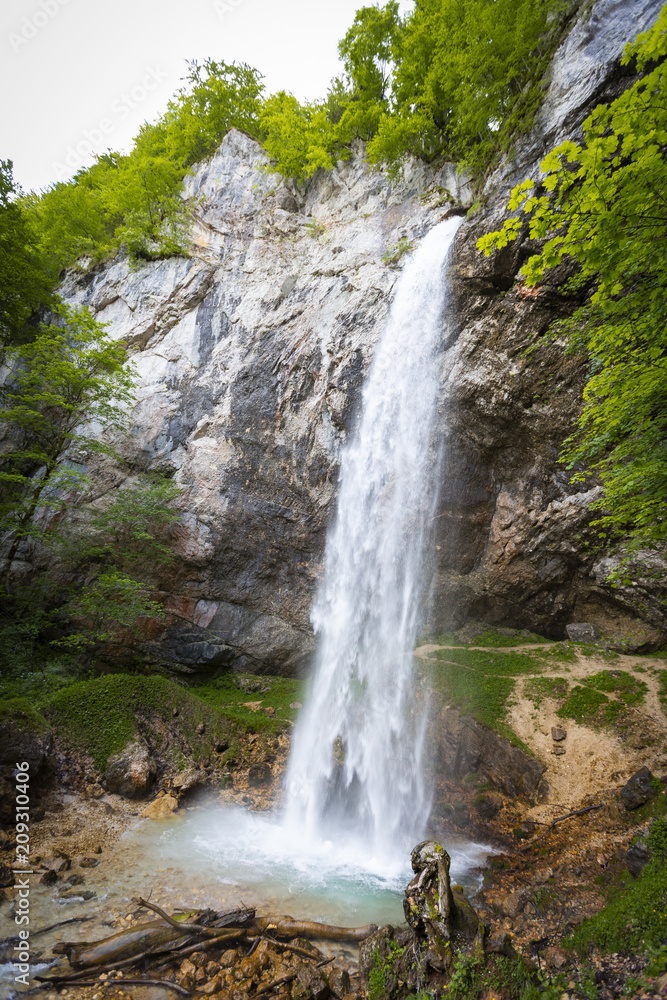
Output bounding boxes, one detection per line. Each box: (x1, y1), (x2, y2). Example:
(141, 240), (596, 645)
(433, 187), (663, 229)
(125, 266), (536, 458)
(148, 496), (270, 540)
(479, 4), (667, 561)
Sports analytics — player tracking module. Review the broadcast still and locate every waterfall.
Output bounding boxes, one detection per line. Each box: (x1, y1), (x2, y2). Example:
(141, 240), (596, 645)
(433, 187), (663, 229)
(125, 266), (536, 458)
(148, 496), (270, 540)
(284, 216), (462, 866)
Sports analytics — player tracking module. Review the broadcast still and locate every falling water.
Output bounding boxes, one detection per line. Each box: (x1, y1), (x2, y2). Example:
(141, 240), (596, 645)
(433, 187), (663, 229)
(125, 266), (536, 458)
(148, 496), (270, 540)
(284, 216), (463, 866)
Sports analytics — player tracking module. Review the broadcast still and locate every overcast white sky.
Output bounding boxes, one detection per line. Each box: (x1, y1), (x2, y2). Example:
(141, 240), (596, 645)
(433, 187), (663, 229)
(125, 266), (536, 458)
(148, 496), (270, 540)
(2, 0), (414, 194)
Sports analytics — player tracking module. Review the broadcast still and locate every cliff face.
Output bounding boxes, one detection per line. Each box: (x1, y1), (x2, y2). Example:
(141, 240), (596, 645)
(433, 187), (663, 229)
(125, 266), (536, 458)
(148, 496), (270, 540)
(59, 0), (665, 673)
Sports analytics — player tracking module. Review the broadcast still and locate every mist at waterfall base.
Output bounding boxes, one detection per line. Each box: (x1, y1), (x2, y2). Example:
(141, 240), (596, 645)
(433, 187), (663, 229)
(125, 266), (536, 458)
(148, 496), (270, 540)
(116, 217), (490, 927)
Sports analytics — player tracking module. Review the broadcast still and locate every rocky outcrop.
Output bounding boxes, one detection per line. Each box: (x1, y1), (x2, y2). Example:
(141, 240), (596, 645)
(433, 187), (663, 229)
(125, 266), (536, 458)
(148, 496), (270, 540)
(433, 707), (547, 802)
(103, 739), (156, 799)
(51, 0), (665, 674)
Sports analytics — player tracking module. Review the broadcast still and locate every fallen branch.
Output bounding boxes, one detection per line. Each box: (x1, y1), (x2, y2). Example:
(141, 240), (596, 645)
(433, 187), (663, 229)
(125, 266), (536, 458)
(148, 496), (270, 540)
(132, 897), (225, 939)
(518, 803), (605, 852)
(252, 916), (377, 942)
(49, 979), (190, 996)
(246, 933), (327, 963)
(34, 916), (95, 938)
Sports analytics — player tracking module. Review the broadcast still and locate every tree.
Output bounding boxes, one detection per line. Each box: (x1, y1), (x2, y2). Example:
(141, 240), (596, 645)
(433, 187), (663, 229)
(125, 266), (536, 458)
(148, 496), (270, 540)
(477, 4), (667, 560)
(338, 1), (401, 104)
(63, 473), (182, 575)
(0, 302), (136, 578)
(260, 92), (345, 181)
(0, 160), (54, 343)
(60, 570), (167, 666)
(366, 0), (578, 176)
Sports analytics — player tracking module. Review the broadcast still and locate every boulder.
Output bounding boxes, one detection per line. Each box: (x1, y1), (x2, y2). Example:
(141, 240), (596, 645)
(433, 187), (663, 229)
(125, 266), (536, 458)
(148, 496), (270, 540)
(142, 793), (179, 819)
(104, 740), (156, 799)
(566, 624), (599, 643)
(0, 708), (53, 781)
(620, 766), (656, 811)
(626, 843), (651, 878)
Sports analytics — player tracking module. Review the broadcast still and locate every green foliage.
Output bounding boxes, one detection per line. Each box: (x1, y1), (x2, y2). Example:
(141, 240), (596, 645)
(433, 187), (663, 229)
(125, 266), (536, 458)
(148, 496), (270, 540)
(382, 237), (414, 265)
(0, 303), (136, 571)
(138, 59), (264, 168)
(260, 92), (345, 181)
(368, 941), (406, 1000)
(45, 673), (239, 770)
(63, 473), (181, 574)
(193, 673), (304, 736)
(524, 675), (569, 707)
(338, 2), (401, 104)
(366, 0), (577, 177)
(447, 952), (481, 1000)
(0, 160), (54, 344)
(478, 5), (667, 558)
(61, 571), (166, 652)
(25, 60), (264, 272)
(567, 814), (667, 954)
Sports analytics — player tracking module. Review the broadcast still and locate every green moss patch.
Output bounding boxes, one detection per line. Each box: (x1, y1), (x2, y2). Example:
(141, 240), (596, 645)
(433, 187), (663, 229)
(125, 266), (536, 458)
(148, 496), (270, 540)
(193, 673), (304, 736)
(582, 669), (647, 706)
(524, 676), (569, 708)
(0, 697), (50, 734)
(45, 673), (240, 771)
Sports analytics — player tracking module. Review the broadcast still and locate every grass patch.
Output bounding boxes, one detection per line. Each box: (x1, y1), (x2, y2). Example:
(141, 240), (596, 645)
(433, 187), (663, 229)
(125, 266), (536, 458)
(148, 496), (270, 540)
(0, 697), (50, 734)
(429, 647), (544, 676)
(193, 673), (303, 735)
(524, 676), (569, 708)
(582, 669), (648, 707)
(657, 668), (667, 715)
(423, 659), (528, 750)
(567, 814), (667, 955)
(427, 629), (549, 648)
(532, 642), (578, 664)
(45, 673), (241, 771)
(557, 684), (626, 727)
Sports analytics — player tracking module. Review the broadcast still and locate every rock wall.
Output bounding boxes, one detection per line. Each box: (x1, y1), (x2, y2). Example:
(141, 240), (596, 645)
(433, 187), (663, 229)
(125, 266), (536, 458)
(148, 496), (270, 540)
(58, 0), (665, 674)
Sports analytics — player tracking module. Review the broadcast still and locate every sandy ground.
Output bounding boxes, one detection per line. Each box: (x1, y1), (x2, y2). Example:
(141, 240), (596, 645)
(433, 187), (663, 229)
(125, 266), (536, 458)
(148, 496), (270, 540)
(415, 643), (667, 818)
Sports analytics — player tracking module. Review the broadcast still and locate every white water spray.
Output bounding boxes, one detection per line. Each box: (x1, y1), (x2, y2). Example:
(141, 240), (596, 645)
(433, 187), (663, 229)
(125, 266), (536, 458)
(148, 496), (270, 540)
(284, 217), (463, 866)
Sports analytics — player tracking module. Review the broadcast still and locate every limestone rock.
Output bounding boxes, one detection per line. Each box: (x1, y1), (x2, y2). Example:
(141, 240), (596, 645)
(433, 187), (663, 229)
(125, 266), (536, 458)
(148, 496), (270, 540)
(565, 624), (599, 643)
(142, 793), (179, 819)
(620, 766), (656, 810)
(104, 740), (156, 799)
(46, 0), (666, 676)
(435, 707), (546, 800)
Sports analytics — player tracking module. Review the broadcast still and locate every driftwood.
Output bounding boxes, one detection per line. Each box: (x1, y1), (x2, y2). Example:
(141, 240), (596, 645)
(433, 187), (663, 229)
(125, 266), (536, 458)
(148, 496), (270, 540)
(38, 898), (376, 994)
(253, 916), (378, 942)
